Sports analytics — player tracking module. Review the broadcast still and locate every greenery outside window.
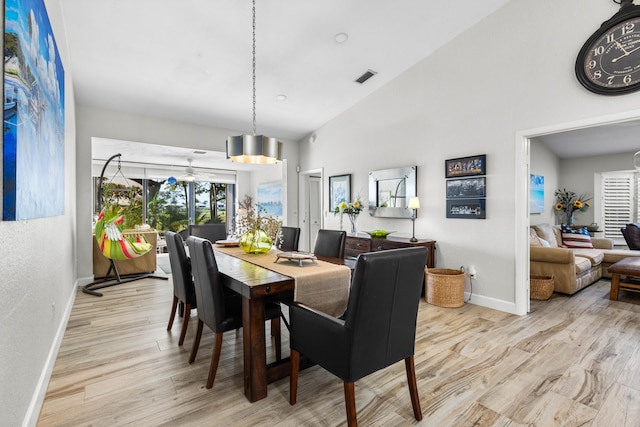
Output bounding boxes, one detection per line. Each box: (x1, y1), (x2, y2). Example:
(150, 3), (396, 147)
(95, 177), (229, 237)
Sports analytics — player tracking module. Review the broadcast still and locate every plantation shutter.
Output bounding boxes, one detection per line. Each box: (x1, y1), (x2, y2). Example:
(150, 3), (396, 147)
(602, 173), (635, 245)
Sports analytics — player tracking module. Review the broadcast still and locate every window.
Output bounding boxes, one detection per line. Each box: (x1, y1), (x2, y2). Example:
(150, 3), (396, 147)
(95, 176), (229, 235)
(600, 171), (638, 245)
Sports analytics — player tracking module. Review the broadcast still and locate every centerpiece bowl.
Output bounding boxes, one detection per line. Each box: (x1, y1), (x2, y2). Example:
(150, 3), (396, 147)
(365, 230), (395, 239)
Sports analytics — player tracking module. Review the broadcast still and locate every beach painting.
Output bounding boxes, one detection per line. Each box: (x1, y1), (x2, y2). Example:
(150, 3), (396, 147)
(3, 0), (65, 220)
(530, 174), (544, 214)
(257, 181), (283, 218)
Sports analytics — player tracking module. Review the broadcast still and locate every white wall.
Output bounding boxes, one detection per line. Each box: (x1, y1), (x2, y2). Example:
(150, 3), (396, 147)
(10, 0), (640, 424)
(560, 151), (637, 225)
(530, 140), (560, 225)
(75, 105), (299, 281)
(529, 144), (634, 227)
(0, 1), (77, 425)
(299, 0), (640, 312)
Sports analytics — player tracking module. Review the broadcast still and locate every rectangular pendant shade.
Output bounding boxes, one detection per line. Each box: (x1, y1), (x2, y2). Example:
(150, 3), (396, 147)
(226, 134), (282, 164)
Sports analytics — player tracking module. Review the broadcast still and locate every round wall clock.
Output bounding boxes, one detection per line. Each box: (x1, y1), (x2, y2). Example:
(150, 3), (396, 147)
(576, 0), (640, 95)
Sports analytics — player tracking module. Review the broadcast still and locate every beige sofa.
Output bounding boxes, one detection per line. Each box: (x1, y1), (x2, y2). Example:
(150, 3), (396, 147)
(529, 223), (640, 295)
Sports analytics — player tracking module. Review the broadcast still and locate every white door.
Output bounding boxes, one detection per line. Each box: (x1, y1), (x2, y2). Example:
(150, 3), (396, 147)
(298, 168), (323, 251)
(309, 176), (321, 251)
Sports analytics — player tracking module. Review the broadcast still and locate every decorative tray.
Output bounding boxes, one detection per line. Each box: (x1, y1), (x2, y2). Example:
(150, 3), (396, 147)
(215, 240), (240, 247)
(275, 251), (317, 267)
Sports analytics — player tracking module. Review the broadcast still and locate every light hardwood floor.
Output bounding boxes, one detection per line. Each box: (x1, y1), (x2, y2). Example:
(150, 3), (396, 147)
(37, 275), (640, 426)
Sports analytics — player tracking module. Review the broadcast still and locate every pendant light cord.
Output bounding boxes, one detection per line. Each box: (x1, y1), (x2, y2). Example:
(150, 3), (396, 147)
(252, 0), (257, 136)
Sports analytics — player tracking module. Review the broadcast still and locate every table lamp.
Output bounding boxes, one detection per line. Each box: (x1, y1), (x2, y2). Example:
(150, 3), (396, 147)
(408, 196), (420, 242)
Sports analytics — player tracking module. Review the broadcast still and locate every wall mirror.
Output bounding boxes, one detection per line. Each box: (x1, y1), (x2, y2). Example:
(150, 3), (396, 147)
(368, 166), (417, 218)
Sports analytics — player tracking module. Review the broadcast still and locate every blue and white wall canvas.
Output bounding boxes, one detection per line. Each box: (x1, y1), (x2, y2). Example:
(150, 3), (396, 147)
(3, 0), (65, 220)
(257, 182), (283, 218)
(530, 174), (544, 214)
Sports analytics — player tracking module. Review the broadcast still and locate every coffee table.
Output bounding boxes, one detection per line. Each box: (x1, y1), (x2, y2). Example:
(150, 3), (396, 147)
(607, 257), (640, 300)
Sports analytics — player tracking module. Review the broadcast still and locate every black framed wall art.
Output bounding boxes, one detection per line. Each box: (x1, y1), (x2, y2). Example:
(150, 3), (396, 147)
(445, 154), (487, 219)
(446, 199), (486, 219)
(445, 154), (486, 178)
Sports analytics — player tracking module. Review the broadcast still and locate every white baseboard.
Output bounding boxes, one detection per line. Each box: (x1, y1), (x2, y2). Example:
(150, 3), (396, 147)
(22, 282), (77, 427)
(76, 275), (95, 286)
(466, 292), (520, 315)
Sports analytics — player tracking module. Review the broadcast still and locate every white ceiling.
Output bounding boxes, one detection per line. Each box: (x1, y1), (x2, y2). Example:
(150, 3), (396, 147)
(536, 120), (640, 159)
(65, 0), (638, 169)
(62, 0), (512, 169)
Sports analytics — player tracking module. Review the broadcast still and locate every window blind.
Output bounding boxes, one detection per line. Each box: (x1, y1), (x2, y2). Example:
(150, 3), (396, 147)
(602, 173), (635, 244)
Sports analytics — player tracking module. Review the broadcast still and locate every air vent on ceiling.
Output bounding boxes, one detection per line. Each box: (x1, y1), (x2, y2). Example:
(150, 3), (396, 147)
(355, 69), (377, 84)
(193, 150), (207, 155)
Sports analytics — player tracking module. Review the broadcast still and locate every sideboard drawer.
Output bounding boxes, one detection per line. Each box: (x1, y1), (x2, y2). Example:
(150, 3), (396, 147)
(345, 236), (371, 257)
(372, 239), (407, 251)
(345, 235), (436, 268)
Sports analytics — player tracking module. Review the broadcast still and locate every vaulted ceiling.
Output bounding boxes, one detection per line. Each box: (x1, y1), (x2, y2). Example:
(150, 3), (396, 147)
(63, 0), (515, 169)
(64, 0), (638, 169)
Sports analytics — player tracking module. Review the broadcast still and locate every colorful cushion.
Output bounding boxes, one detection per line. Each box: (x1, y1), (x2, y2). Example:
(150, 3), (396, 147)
(561, 226), (593, 249)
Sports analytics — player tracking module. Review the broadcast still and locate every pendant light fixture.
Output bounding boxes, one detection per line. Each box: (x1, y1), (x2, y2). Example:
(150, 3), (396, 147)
(226, 0), (282, 164)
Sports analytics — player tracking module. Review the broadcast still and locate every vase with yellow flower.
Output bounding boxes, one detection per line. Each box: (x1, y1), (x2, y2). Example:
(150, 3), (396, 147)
(554, 189), (591, 225)
(334, 197), (364, 234)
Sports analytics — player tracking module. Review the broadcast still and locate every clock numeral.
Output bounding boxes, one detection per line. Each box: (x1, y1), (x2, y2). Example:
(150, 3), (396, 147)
(607, 76), (615, 85)
(622, 22), (635, 35)
(607, 33), (615, 43)
(593, 70), (602, 79)
(588, 60), (597, 69)
(594, 46), (605, 56)
(624, 74), (632, 84)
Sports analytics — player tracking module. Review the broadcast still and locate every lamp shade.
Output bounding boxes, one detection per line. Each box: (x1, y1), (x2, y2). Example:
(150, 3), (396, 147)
(226, 134), (282, 164)
(634, 151), (640, 171)
(408, 196), (420, 210)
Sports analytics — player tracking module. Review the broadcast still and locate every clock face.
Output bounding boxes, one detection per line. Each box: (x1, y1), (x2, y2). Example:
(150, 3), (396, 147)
(578, 16), (640, 94)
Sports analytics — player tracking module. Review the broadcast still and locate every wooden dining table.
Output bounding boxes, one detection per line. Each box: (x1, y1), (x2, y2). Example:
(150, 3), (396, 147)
(212, 248), (353, 402)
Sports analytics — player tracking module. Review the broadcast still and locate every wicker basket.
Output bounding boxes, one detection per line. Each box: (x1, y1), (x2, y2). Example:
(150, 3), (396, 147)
(530, 275), (554, 300)
(426, 268), (465, 308)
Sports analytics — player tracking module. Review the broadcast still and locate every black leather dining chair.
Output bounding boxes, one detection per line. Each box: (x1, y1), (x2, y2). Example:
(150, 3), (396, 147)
(313, 229), (346, 258)
(288, 247), (428, 426)
(186, 236), (282, 389)
(165, 231), (197, 346)
(188, 223), (227, 243)
(276, 226), (300, 251)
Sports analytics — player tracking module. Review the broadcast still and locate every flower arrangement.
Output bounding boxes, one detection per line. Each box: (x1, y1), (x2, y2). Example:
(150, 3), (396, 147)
(334, 196), (364, 233)
(554, 188), (591, 224)
(234, 195), (282, 253)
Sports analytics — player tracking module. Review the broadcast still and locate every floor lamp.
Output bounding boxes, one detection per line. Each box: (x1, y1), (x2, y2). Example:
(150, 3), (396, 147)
(408, 197), (420, 242)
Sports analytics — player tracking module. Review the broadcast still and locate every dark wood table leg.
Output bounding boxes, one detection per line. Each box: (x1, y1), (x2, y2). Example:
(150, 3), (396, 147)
(242, 296), (267, 402)
(610, 273), (620, 301)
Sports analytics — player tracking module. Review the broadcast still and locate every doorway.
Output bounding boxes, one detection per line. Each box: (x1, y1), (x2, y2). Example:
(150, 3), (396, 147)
(516, 109), (640, 315)
(298, 168), (323, 251)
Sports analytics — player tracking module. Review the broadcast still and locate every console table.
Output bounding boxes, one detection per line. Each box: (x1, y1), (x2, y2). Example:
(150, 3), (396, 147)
(345, 234), (436, 268)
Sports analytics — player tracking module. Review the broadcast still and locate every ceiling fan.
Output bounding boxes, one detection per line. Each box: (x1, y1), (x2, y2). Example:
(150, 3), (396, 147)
(178, 159), (197, 182)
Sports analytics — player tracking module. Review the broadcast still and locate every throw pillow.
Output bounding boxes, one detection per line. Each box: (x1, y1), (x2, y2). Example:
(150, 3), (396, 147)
(529, 228), (541, 246)
(529, 227), (551, 247)
(561, 225), (593, 249)
(532, 223), (559, 247)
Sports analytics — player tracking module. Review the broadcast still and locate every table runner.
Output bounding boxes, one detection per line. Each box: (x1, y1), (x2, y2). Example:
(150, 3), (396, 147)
(214, 246), (350, 317)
